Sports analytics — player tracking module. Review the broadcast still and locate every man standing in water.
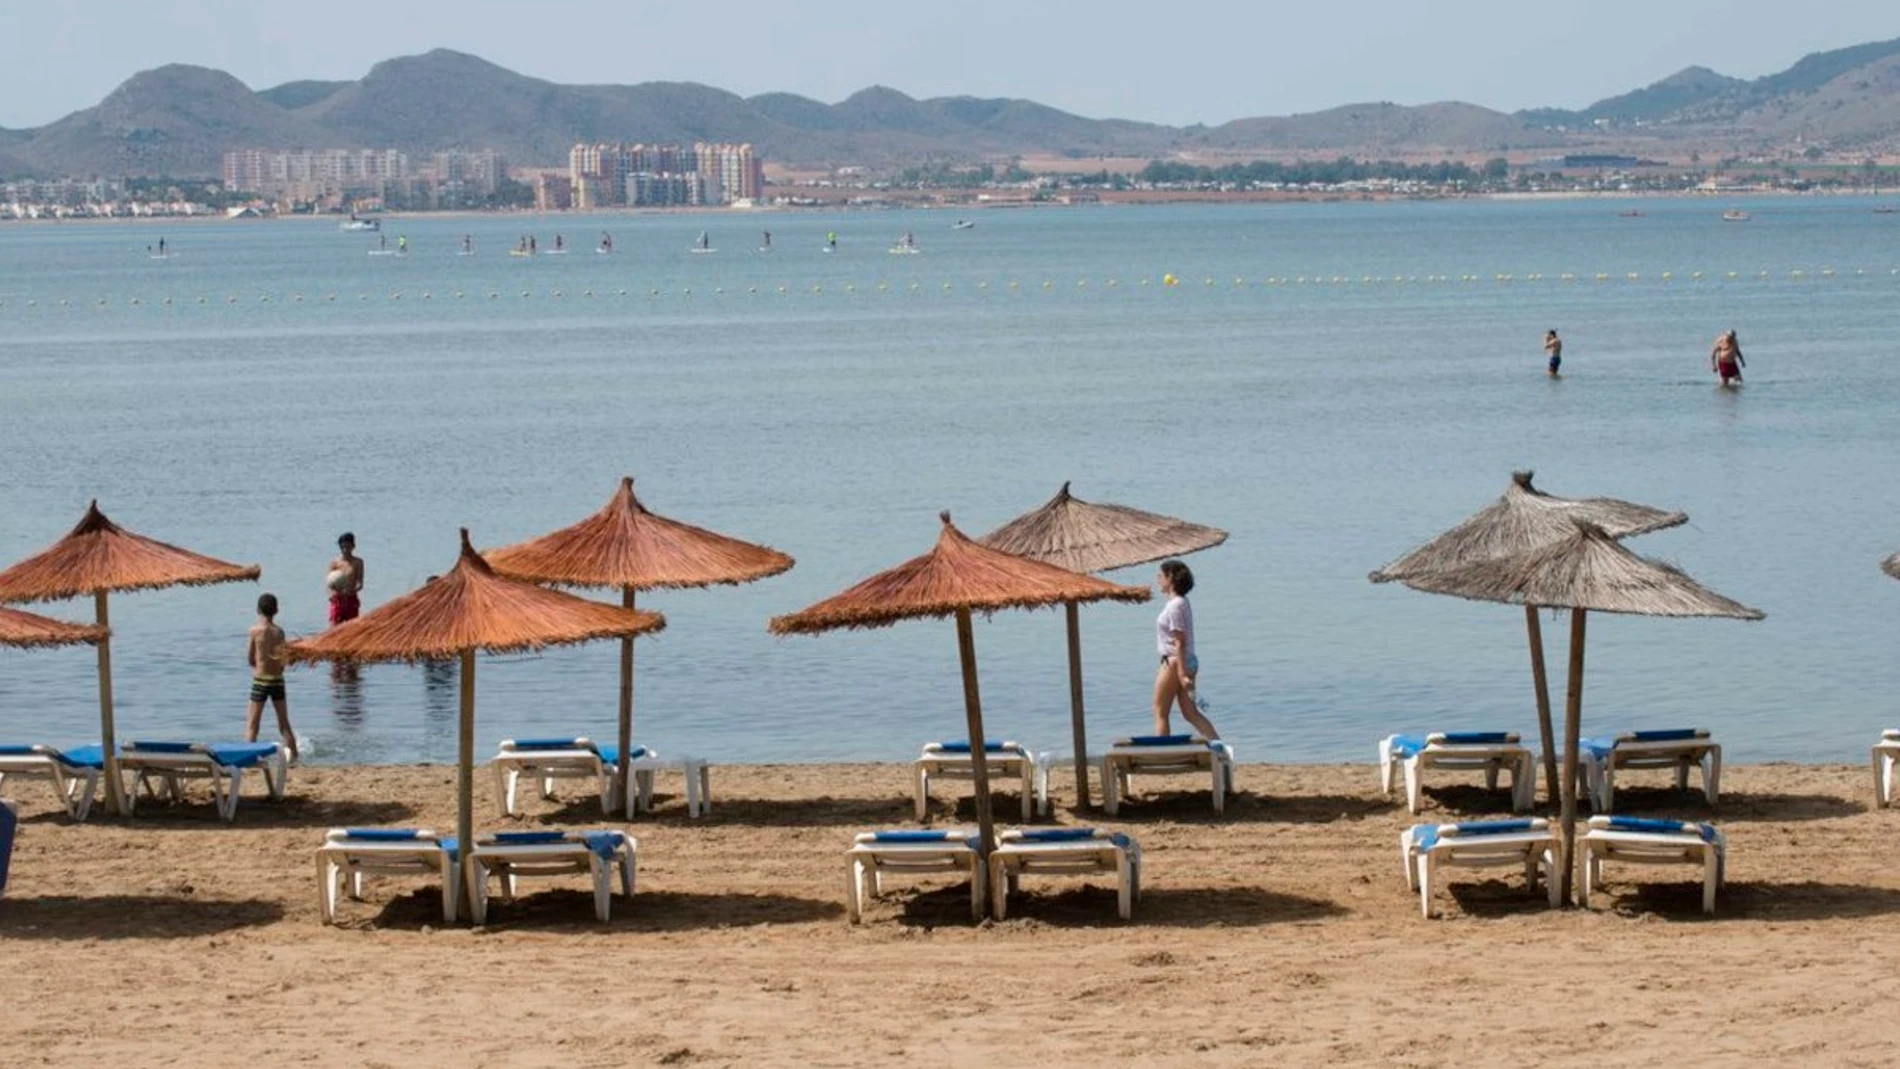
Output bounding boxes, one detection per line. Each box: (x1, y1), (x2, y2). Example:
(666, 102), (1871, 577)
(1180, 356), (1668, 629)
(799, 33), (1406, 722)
(1544, 330), (1562, 377)
(1711, 329), (1745, 386)
(328, 532), (364, 626)
(245, 593), (299, 762)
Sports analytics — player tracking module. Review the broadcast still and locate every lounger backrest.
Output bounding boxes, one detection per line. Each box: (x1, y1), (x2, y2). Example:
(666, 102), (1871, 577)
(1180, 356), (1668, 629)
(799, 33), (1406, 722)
(1618, 729), (1708, 743)
(933, 740), (1020, 754)
(865, 830), (963, 843)
(126, 741), (199, 753)
(1118, 735), (1200, 747)
(1429, 732), (1519, 745)
(578, 830), (627, 860)
(1592, 816), (1719, 842)
(505, 737), (595, 751)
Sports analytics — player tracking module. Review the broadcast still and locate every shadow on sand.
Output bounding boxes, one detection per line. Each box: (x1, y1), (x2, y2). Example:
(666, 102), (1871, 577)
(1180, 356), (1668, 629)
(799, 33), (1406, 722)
(0, 895), (285, 940)
(892, 883), (1346, 929)
(359, 888), (843, 932)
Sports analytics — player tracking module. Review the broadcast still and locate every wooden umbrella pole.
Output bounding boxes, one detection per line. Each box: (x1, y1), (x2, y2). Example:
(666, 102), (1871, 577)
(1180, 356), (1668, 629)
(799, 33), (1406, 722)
(1558, 608), (1587, 906)
(457, 649), (477, 918)
(1064, 600), (1090, 808)
(618, 586), (636, 819)
(954, 607), (998, 883)
(1524, 604), (1558, 805)
(95, 591), (125, 817)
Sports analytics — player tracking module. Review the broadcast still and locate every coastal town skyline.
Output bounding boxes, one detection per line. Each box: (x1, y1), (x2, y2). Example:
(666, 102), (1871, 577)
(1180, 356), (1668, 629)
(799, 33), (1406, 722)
(2, 1), (1896, 130)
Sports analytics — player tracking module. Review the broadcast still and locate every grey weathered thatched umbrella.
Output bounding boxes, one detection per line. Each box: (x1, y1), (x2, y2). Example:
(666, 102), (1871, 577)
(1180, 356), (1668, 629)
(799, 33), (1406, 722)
(0, 502), (259, 815)
(1402, 520), (1762, 903)
(1371, 471), (1686, 801)
(1882, 553), (1900, 581)
(980, 482), (1227, 806)
(485, 477), (793, 816)
(770, 512), (1148, 893)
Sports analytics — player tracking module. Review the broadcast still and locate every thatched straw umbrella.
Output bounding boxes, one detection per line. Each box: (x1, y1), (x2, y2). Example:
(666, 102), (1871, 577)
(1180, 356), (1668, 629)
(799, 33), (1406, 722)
(1370, 471), (1686, 802)
(770, 512), (1149, 887)
(0, 502), (259, 815)
(287, 530), (664, 902)
(485, 477), (792, 816)
(1402, 520), (1761, 903)
(980, 482), (1226, 805)
(0, 605), (106, 649)
(1882, 552), (1900, 581)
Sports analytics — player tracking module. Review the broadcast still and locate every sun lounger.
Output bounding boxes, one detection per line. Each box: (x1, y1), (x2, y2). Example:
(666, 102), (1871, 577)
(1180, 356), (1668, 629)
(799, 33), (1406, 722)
(845, 829), (986, 923)
(1401, 817), (1562, 918)
(990, 827), (1142, 920)
(1579, 815), (1726, 914)
(1870, 730), (1900, 808)
(914, 740), (1048, 822)
(1579, 729), (1720, 812)
(316, 828), (461, 925)
(624, 754), (713, 818)
(1379, 732), (1534, 815)
(1100, 735), (1234, 816)
(0, 799), (17, 899)
(466, 829), (636, 924)
(0, 744), (106, 821)
(118, 741), (287, 821)
(491, 737), (651, 818)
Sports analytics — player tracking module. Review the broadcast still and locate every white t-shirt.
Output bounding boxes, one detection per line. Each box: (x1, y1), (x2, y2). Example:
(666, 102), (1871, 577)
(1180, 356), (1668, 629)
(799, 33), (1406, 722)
(1156, 595), (1194, 659)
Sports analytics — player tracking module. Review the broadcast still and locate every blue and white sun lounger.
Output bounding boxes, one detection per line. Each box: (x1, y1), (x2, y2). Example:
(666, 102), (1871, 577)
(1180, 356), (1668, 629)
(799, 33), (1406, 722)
(1379, 732), (1534, 815)
(1870, 730), (1900, 808)
(0, 799), (17, 899)
(466, 829), (637, 924)
(845, 829), (985, 923)
(316, 828), (461, 925)
(1101, 735), (1234, 816)
(0, 744), (106, 821)
(491, 737), (651, 818)
(119, 741), (287, 821)
(1401, 818), (1562, 918)
(989, 827), (1142, 920)
(1579, 815), (1726, 914)
(1579, 729), (1721, 812)
(914, 740), (1048, 822)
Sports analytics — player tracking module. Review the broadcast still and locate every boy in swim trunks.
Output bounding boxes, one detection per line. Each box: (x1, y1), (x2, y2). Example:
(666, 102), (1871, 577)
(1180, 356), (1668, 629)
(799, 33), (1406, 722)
(246, 593), (299, 761)
(328, 532), (364, 626)
(1544, 330), (1562, 376)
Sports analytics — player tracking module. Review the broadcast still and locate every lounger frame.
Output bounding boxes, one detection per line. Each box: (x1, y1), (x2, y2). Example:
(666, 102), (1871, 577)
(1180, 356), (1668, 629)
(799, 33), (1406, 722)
(118, 743), (287, 821)
(989, 830), (1142, 920)
(1871, 730), (1900, 808)
(316, 829), (460, 925)
(914, 742), (1047, 822)
(466, 832), (637, 924)
(491, 738), (650, 818)
(0, 746), (102, 821)
(845, 830), (985, 922)
(624, 755), (712, 819)
(1100, 738), (1234, 816)
(1379, 733), (1534, 815)
(1579, 731), (1721, 813)
(1401, 819), (1562, 918)
(1579, 816), (1726, 915)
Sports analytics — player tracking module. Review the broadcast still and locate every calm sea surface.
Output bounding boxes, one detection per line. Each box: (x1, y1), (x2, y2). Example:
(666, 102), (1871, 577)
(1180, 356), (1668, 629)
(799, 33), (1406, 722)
(1, 198), (1896, 765)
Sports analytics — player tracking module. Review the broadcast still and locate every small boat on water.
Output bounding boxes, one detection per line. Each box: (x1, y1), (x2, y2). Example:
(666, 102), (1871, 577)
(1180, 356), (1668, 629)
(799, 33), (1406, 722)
(340, 214), (380, 232)
(1722, 210), (1751, 222)
(1618, 210), (1644, 218)
(690, 231), (716, 254)
(951, 219), (975, 230)
(1873, 207), (1899, 215)
(889, 230), (921, 255)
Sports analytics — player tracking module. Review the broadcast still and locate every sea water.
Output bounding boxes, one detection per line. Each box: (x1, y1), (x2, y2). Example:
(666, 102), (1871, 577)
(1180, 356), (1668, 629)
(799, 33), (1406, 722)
(0, 198), (1896, 765)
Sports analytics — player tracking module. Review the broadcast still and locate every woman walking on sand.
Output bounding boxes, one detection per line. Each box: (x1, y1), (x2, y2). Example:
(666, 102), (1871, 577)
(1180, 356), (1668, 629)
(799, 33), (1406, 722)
(1153, 559), (1220, 739)
(1711, 329), (1745, 387)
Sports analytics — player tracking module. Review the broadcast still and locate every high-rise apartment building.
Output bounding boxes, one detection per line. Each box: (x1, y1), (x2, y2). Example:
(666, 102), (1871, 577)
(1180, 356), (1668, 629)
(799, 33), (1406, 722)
(568, 142), (762, 207)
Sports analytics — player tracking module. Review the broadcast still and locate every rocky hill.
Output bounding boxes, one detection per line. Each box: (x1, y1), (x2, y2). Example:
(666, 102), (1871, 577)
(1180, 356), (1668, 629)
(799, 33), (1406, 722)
(5, 37), (1900, 180)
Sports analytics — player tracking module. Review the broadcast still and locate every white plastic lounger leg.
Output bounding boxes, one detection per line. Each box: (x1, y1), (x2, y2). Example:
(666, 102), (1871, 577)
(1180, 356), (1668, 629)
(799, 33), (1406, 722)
(1544, 848), (1562, 908)
(914, 765), (931, 821)
(1875, 748), (1896, 808)
(1020, 766), (1033, 823)
(1416, 853), (1435, 918)
(1403, 758), (1422, 816)
(1210, 761), (1226, 815)
(1118, 854), (1134, 920)
(1705, 746), (1722, 805)
(591, 856), (612, 922)
(1702, 847), (1720, 915)
(970, 866), (985, 922)
(318, 855), (336, 924)
(1100, 759), (1120, 816)
(1378, 738), (1397, 795)
(846, 860), (862, 923)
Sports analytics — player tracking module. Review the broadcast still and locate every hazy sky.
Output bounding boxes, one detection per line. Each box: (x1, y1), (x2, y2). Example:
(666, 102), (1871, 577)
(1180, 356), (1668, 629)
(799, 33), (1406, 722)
(2, 1), (1894, 129)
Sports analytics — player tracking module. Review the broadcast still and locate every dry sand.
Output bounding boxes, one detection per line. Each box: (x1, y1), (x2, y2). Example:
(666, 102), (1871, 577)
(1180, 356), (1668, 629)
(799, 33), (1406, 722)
(4, 760), (1899, 1067)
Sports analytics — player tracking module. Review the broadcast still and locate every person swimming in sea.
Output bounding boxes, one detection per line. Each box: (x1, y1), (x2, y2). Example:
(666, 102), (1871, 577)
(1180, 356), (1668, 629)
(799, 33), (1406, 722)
(1711, 329), (1745, 386)
(1544, 330), (1562, 377)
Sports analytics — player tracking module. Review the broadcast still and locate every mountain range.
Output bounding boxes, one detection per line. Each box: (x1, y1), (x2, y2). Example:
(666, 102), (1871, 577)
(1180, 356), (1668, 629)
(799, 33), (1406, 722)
(4, 37), (1900, 180)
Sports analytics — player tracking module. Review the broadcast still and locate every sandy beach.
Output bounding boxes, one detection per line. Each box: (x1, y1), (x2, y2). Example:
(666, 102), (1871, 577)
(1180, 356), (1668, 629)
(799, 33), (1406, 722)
(5, 760), (1899, 1067)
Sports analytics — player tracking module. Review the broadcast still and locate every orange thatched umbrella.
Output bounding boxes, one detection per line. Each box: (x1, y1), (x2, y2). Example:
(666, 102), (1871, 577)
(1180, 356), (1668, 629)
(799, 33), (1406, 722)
(980, 482), (1227, 805)
(0, 501), (259, 814)
(1403, 521), (1762, 903)
(0, 606), (106, 649)
(485, 477), (793, 815)
(771, 512), (1148, 885)
(287, 530), (665, 885)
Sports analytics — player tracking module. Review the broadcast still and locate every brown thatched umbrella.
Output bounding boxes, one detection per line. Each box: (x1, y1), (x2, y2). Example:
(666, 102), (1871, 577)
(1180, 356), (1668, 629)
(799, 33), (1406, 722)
(1370, 471), (1687, 802)
(287, 529), (665, 901)
(1882, 553), (1900, 581)
(485, 477), (793, 816)
(980, 482), (1227, 805)
(1403, 520), (1762, 903)
(770, 512), (1149, 892)
(0, 606), (106, 649)
(0, 501), (259, 814)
